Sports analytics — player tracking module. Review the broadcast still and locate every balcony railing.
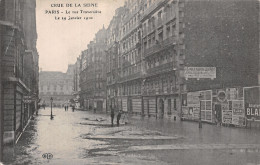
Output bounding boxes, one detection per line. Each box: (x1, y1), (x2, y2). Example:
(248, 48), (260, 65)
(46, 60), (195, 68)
(144, 35), (177, 58)
(141, 0), (168, 21)
(118, 72), (142, 83)
(146, 62), (173, 76)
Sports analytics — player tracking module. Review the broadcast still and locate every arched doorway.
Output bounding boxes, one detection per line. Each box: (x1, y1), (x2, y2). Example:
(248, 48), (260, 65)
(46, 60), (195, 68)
(159, 99), (164, 117)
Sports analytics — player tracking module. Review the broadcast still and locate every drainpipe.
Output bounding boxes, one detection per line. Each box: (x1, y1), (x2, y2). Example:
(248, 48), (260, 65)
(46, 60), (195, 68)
(0, 21), (3, 162)
(0, 0), (4, 160)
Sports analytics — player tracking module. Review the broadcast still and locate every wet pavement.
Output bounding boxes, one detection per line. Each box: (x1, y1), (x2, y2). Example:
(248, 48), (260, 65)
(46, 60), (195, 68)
(3, 107), (260, 165)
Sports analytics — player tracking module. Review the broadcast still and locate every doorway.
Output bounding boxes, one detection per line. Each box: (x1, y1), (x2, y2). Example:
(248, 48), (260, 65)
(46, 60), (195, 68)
(159, 99), (164, 117)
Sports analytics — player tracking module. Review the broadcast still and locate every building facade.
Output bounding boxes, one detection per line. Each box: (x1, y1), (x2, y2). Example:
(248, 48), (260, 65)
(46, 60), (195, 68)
(72, 57), (81, 108)
(141, 0), (184, 118)
(76, 0), (259, 123)
(106, 7), (125, 111)
(79, 27), (107, 112)
(39, 66), (74, 107)
(0, 0), (39, 157)
(117, 0), (143, 114)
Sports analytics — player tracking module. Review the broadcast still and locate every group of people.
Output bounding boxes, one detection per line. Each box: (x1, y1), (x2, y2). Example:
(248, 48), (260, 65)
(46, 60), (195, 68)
(64, 105), (75, 111)
(110, 105), (122, 127)
(64, 105), (69, 111)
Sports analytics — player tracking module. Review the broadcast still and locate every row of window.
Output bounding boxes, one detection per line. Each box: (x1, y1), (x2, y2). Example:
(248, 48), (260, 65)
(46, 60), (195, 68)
(121, 12), (140, 38)
(121, 63), (141, 77)
(40, 86), (71, 91)
(143, 76), (177, 92)
(119, 83), (142, 96)
(143, 22), (176, 50)
(121, 48), (140, 66)
(146, 52), (174, 69)
(40, 92), (65, 95)
(120, 31), (140, 53)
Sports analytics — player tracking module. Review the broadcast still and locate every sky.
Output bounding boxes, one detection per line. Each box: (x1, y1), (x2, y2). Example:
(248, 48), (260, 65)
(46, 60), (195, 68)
(36, 0), (125, 72)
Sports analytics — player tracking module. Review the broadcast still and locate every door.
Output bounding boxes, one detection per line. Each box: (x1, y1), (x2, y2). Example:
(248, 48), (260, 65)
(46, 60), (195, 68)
(215, 104), (221, 123)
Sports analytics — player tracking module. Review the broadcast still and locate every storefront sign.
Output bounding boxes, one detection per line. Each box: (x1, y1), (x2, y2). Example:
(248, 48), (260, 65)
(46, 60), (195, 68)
(184, 67), (216, 79)
(23, 96), (34, 103)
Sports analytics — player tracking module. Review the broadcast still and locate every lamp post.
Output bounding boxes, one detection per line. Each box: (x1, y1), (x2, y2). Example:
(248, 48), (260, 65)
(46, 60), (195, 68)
(198, 93), (203, 128)
(173, 68), (177, 121)
(50, 97), (53, 120)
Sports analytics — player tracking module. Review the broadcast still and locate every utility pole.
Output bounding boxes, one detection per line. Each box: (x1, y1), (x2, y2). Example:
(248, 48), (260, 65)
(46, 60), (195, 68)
(175, 0), (183, 120)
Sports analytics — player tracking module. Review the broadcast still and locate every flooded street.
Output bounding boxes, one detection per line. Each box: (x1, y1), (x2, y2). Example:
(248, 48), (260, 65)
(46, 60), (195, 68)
(4, 107), (260, 165)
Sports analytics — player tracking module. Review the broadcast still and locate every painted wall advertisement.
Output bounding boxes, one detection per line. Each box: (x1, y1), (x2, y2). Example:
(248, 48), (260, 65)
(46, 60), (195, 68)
(184, 67), (216, 79)
(244, 87), (260, 121)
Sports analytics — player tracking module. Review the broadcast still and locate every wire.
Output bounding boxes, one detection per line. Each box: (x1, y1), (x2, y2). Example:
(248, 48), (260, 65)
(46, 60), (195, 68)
(4, 28), (15, 56)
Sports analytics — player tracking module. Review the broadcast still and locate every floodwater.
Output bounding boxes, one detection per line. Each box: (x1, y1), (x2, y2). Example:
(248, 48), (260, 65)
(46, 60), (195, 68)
(4, 107), (260, 165)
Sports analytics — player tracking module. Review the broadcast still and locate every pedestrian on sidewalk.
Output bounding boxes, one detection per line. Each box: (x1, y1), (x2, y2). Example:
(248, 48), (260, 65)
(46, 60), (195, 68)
(117, 110), (122, 127)
(110, 105), (115, 127)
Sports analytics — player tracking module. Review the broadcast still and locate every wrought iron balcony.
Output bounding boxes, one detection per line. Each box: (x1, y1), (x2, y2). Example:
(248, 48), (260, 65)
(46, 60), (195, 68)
(146, 62), (173, 77)
(118, 72), (142, 83)
(141, 0), (169, 21)
(143, 35), (177, 58)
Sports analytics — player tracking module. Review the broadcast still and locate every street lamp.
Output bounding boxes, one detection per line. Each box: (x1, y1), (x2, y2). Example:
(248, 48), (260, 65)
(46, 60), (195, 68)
(198, 93), (203, 128)
(50, 97), (54, 120)
(173, 68), (177, 121)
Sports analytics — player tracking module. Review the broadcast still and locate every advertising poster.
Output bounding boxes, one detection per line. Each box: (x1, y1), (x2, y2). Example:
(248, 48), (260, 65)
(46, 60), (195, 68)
(232, 100), (245, 126)
(184, 90), (212, 122)
(244, 87), (260, 120)
(221, 102), (232, 124)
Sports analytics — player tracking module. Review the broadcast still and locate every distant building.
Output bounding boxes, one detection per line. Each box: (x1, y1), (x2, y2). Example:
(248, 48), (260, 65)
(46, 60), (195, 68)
(79, 27), (107, 112)
(72, 57), (81, 108)
(39, 66), (74, 107)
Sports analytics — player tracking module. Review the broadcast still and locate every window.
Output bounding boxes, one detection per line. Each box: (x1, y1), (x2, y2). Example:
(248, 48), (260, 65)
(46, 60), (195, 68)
(158, 11), (162, 24)
(174, 99), (177, 110)
(166, 23), (171, 37)
(158, 29), (163, 42)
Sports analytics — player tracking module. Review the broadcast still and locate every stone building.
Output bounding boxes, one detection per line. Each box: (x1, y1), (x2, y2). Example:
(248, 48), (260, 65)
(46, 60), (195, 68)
(0, 0), (39, 158)
(79, 27), (107, 112)
(106, 7), (125, 111)
(72, 57), (81, 108)
(117, 0), (143, 114)
(76, 0), (259, 121)
(39, 66), (74, 107)
(141, 0), (184, 118)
